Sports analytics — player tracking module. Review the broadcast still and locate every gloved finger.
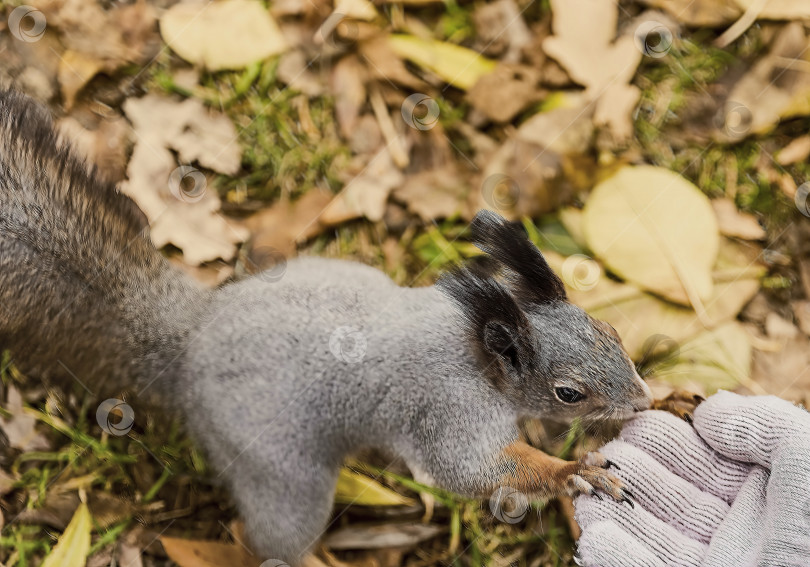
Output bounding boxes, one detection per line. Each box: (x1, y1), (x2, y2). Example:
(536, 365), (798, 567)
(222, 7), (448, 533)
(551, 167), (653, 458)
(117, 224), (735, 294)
(575, 495), (707, 567)
(598, 440), (729, 542)
(621, 410), (752, 503)
(702, 466), (768, 567)
(760, 436), (810, 563)
(693, 391), (810, 469)
(577, 521), (667, 567)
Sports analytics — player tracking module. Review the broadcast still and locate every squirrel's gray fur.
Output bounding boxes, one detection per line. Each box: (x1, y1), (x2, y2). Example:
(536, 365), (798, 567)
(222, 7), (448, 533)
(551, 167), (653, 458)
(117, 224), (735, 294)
(0, 91), (653, 563)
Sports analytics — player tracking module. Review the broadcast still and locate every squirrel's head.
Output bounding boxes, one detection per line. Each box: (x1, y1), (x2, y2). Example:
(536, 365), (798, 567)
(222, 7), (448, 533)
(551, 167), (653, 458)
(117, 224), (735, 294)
(438, 210), (653, 423)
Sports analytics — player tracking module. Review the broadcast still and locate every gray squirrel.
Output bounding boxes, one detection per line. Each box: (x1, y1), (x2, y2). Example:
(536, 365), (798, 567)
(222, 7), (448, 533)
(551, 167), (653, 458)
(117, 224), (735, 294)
(0, 90), (656, 563)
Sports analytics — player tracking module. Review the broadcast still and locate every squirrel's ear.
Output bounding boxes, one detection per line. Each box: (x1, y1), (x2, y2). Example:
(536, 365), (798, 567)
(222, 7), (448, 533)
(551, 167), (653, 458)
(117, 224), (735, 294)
(470, 210), (567, 304)
(438, 267), (536, 379)
(483, 321), (523, 372)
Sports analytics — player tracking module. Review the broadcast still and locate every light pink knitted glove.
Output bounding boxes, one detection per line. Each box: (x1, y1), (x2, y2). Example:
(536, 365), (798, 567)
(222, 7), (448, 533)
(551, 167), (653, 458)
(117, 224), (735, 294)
(574, 391), (810, 567)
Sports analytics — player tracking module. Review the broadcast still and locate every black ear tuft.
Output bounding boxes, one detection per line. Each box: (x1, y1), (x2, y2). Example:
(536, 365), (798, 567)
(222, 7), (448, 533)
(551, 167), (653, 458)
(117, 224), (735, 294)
(470, 210), (567, 304)
(437, 266), (536, 382)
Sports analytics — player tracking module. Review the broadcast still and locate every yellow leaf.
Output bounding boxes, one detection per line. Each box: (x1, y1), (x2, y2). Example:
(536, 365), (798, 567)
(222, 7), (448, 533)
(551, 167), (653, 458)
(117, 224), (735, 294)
(160, 0), (288, 71)
(334, 468), (414, 506)
(334, 0), (378, 20)
(656, 322), (752, 394)
(41, 502), (92, 567)
(161, 536), (260, 567)
(735, 0), (810, 19)
(582, 166), (720, 306)
(387, 34), (496, 90)
(58, 50), (105, 111)
(544, 238), (764, 360)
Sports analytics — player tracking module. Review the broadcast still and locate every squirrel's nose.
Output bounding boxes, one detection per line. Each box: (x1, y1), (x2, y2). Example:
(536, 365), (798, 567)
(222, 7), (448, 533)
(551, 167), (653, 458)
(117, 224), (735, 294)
(633, 375), (654, 411)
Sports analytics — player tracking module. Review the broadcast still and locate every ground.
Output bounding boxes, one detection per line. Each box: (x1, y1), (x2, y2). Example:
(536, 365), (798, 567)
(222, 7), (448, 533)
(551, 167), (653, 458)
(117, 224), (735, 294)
(1, 0), (810, 566)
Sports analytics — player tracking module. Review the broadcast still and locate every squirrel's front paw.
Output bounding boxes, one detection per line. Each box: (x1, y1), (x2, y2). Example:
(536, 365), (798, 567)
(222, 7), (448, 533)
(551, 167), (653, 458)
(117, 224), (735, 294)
(652, 390), (705, 424)
(566, 451), (633, 506)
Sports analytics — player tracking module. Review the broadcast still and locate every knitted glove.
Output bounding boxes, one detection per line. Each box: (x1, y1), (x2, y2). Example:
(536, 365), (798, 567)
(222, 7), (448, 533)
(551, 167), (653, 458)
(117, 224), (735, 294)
(574, 391), (810, 567)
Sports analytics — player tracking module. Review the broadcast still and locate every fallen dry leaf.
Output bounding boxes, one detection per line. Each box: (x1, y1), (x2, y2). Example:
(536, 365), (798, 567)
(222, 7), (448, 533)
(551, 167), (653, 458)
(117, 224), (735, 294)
(475, 95), (595, 219)
(557, 207), (590, 252)
(277, 51), (325, 97)
(735, 0), (810, 19)
(765, 312), (799, 340)
(0, 468), (16, 496)
(542, 0), (642, 142)
(752, 331), (810, 402)
(542, 0), (641, 93)
(121, 94), (248, 265)
(161, 536), (262, 567)
(116, 540), (143, 567)
(387, 34), (496, 90)
(57, 50), (104, 110)
(245, 189), (334, 258)
(33, 0), (159, 65)
(17, 492), (81, 530)
(548, 235), (764, 360)
(40, 502), (92, 567)
(393, 167), (470, 221)
(659, 322), (752, 394)
(472, 0), (532, 63)
(592, 82), (641, 143)
(637, 0), (741, 26)
(334, 0), (379, 20)
(466, 64), (540, 123)
(792, 300), (810, 336)
(324, 522), (445, 550)
(335, 468), (415, 506)
(776, 135), (810, 165)
(719, 22), (810, 140)
(31, 0), (157, 107)
(711, 199), (766, 240)
(160, 0), (288, 71)
(0, 386), (49, 452)
(57, 113), (131, 182)
(583, 166), (720, 306)
(331, 56), (368, 139)
(321, 148), (404, 225)
(358, 37), (429, 91)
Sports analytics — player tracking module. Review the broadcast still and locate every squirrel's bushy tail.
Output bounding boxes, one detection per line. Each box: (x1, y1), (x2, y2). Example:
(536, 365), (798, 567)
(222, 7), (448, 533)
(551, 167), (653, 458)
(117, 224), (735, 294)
(0, 91), (207, 400)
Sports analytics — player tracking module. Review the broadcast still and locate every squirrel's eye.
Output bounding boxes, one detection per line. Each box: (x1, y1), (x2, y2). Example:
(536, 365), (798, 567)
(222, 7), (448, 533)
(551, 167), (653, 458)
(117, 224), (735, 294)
(555, 387), (585, 404)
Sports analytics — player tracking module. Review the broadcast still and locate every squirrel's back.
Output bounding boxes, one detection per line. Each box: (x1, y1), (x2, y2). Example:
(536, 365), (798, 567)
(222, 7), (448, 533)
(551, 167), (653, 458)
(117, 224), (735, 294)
(0, 91), (206, 398)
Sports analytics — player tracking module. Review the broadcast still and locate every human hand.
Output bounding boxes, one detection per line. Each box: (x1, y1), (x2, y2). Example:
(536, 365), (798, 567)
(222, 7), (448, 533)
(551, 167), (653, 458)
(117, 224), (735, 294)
(573, 391), (810, 567)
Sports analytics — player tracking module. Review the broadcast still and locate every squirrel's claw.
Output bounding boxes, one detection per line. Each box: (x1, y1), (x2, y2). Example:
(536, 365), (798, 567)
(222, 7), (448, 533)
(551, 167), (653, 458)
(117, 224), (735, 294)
(652, 390), (705, 424)
(567, 452), (629, 504)
(605, 459), (620, 471)
(620, 489), (635, 508)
